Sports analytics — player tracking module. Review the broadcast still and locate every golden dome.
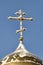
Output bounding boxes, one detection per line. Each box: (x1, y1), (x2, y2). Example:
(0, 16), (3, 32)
(1, 42), (43, 65)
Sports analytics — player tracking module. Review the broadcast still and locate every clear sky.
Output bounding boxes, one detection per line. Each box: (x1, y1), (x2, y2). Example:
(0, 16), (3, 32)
(0, 0), (43, 60)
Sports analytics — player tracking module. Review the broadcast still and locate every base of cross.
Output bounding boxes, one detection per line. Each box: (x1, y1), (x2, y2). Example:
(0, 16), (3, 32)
(19, 37), (23, 41)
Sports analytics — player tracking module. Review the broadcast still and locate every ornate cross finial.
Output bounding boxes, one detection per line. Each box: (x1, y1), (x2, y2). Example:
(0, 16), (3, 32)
(8, 10), (33, 43)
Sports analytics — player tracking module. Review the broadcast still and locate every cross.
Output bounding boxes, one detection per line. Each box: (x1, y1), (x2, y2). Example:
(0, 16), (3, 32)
(8, 10), (33, 43)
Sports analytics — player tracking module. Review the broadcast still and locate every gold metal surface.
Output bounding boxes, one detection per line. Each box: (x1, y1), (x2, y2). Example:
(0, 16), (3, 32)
(5, 62), (39, 65)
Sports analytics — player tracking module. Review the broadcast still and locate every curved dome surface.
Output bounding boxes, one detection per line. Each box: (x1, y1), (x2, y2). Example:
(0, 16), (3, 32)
(1, 43), (43, 65)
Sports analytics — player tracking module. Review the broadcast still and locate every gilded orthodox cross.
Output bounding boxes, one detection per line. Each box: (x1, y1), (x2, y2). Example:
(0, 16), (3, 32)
(8, 10), (33, 43)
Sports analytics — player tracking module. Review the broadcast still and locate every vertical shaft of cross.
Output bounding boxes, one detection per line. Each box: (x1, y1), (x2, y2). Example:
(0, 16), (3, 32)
(20, 20), (22, 37)
(19, 14), (23, 43)
(19, 20), (23, 44)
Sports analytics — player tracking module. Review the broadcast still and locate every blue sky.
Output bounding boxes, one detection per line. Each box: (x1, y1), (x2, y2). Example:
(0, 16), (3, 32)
(0, 0), (43, 60)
